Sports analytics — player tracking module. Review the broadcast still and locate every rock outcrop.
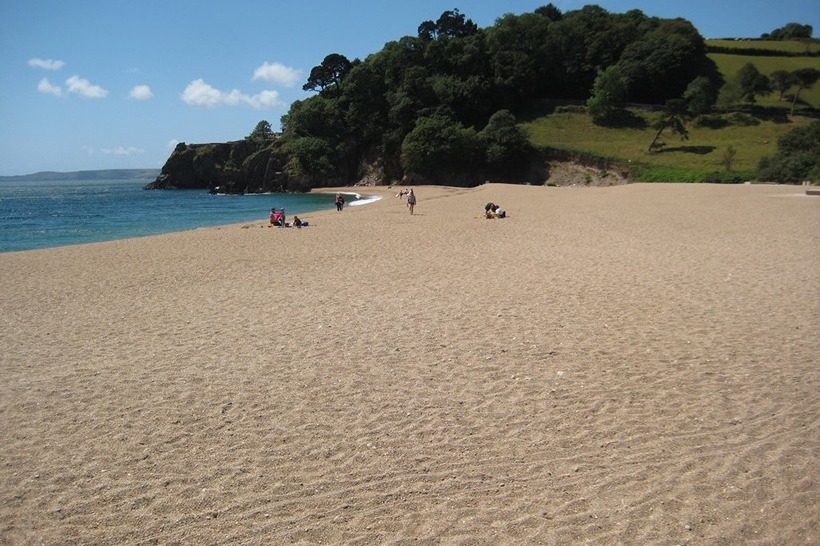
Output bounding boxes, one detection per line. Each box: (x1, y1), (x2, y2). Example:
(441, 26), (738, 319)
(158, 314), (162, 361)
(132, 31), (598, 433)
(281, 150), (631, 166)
(146, 139), (630, 193)
(144, 140), (309, 194)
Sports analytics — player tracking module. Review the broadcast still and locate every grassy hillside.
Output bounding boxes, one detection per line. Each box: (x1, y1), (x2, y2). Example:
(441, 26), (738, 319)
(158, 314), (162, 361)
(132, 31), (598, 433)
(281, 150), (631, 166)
(708, 56), (820, 109)
(707, 39), (820, 55)
(523, 109), (814, 181)
(706, 39), (820, 109)
(521, 40), (818, 182)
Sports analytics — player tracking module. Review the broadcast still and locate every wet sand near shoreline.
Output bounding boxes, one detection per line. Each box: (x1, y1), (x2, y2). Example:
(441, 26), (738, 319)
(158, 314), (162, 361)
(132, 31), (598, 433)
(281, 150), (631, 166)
(1, 183), (818, 544)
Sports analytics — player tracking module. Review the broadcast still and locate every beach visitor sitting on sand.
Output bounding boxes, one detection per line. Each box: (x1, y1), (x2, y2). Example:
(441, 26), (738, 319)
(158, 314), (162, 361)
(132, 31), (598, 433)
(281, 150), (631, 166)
(270, 208), (285, 226)
(483, 203), (505, 219)
(293, 215), (302, 228)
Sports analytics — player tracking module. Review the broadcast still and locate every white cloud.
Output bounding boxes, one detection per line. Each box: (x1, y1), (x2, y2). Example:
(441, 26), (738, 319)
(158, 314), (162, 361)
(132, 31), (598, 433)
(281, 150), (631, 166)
(101, 146), (144, 156)
(128, 84), (154, 100)
(181, 79), (222, 107)
(251, 90), (284, 108)
(37, 78), (63, 97)
(181, 79), (283, 109)
(29, 58), (65, 70)
(252, 62), (301, 87)
(66, 75), (108, 98)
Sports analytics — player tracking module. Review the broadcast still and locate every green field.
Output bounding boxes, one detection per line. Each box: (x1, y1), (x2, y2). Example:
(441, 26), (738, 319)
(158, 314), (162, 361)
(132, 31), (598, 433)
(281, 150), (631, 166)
(707, 39), (820, 55)
(522, 110), (814, 181)
(705, 39), (820, 109)
(520, 40), (818, 182)
(708, 53), (820, 109)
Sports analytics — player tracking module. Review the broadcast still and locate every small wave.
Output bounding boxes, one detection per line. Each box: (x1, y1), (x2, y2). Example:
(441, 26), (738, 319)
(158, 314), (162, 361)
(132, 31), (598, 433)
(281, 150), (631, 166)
(349, 194), (382, 207)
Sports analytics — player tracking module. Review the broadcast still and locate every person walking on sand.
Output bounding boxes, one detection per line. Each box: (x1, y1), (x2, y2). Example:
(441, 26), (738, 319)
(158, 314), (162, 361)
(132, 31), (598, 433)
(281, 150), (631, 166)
(406, 188), (416, 215)
(335, 193), (345, 212)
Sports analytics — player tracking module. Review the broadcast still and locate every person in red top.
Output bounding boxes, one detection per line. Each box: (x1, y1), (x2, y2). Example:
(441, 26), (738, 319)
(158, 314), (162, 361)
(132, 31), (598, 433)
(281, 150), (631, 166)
(270, 208), (284, 226)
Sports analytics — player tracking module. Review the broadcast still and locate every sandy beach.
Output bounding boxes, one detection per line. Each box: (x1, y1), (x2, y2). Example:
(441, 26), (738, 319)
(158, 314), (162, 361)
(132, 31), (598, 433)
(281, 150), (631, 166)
(1, 182), (818, 545)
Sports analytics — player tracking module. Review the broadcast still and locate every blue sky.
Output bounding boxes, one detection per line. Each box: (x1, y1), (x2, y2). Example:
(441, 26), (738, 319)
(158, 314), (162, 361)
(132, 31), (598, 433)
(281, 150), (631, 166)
(1, 0), (818, 176)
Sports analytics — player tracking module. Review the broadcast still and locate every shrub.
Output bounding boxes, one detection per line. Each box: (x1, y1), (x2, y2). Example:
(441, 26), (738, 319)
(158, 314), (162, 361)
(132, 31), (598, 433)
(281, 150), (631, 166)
(758, 120), (820, 183)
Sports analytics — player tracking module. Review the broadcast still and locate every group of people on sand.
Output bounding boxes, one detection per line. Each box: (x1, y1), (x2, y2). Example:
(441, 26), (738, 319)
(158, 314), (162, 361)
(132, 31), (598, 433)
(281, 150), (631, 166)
(269, 207), (305, 228)
(266, 192), (351, 230)
(484, 202), (506, 219)
(271, 191), (504, 227)
(395, 188), (416, 215)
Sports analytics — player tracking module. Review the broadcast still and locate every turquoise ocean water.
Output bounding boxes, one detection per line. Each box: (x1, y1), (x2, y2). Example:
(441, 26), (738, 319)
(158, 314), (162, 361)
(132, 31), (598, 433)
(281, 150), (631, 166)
(0, 180), (352, 253)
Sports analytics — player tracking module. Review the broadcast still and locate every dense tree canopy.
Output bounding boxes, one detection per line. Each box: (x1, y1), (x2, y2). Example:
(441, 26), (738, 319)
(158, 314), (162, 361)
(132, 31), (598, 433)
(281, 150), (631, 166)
(282, 3), (713, 186)
(762, 23), (813, 40)
(418, 9), (478, 41)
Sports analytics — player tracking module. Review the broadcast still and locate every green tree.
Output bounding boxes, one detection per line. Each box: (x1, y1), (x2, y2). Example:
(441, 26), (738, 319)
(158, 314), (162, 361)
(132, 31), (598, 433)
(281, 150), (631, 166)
(400, 115), (481, 178)
(716, 80), (742, 110)
(534, 3), (563, 22)
(586, 65), (628, 123)
(280, 95), (350, 180)
(683, 76), (717, 116)
(303, 53), (352, 93)
(770, 70), (798, 101)
(418, 9), (478, 41)
(429, 73), (493, 128)
(284, 136), (336, 179)
(617, 18), (706, 103)
(648, 98), (690, 152)
(247, 120), (274, 142)
(790, 68), (820, 115)
(763, 22), (813, 40)
(479, 110), (532, 175)
(337, 61), (388, 143)
(281, 95), (345, 140)
(485, 12), (553, 108)
(547, 5), (634, 99)
(737, 63), (772, 104)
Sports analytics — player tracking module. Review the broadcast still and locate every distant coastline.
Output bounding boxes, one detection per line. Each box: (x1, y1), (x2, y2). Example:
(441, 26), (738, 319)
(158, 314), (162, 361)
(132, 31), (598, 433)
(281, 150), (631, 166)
(0, 169), (160, 182)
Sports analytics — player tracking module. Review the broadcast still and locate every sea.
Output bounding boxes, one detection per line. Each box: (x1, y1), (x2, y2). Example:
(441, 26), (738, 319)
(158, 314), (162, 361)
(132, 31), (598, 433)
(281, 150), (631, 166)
(0, 179), (372, 253)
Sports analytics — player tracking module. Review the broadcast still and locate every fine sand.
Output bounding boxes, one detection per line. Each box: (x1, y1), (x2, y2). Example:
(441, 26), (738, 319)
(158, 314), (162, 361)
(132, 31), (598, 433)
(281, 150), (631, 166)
(1, 183), (818, 545)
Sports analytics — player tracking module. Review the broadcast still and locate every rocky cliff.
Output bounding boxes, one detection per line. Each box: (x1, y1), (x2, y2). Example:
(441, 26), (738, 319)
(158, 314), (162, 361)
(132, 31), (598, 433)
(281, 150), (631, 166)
(146, 139), (630, 193)
(144, 140), (308, 194)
